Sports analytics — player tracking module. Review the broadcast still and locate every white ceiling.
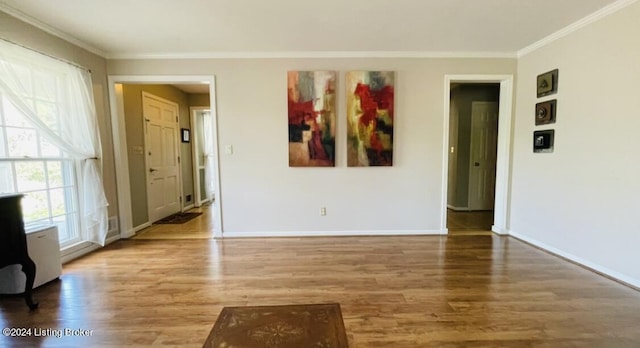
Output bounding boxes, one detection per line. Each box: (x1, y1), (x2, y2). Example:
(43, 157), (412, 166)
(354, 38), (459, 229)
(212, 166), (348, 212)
(0, 0), (624, 58)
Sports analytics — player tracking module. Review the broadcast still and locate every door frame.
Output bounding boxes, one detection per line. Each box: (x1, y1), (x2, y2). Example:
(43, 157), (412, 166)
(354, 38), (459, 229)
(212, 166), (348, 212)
(108, 75), (223, 239)
(142, 91), (183, 222)
(442, 75), (514, 235)
(190, 106), (212, 207)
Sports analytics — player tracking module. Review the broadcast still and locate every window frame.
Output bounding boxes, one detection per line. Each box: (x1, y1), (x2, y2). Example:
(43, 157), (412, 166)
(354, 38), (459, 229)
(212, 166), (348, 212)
(0, 93), (82, 248)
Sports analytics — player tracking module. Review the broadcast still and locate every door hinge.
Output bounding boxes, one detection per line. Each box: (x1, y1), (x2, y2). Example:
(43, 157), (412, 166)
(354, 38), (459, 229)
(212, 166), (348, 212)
(178, 156), (181, 163)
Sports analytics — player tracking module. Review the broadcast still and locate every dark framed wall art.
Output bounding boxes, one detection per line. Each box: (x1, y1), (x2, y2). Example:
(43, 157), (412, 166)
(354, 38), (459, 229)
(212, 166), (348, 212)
(535, 99), (556, 125)
(536, 69), (558, 98)
(533, 130), (554, 153)
(181, 128), (190, 143)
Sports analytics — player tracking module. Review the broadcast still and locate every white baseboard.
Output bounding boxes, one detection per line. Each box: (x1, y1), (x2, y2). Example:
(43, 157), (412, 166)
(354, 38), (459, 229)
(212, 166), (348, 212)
(61, 234), (120, 264)
(509, 230), (640, 289)
(447, 205), (471, 211)
(119, 222), (150, 239)
(183, 204), (195, 211)
(491, 225), (509, 235)
(132, 222), (151, 233)
(121, 229), (135, 238)
(222, 229), (446, 238)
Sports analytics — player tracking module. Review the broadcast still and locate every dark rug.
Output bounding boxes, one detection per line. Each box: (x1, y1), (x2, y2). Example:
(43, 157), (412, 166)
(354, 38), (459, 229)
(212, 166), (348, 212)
(154, 212), (201, 224)
(203, 303), (348, 348)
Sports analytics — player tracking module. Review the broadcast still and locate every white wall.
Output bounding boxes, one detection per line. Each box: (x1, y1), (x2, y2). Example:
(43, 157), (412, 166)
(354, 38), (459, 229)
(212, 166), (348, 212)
(511, 2), (640, 286)
(107, 58), (516, 235)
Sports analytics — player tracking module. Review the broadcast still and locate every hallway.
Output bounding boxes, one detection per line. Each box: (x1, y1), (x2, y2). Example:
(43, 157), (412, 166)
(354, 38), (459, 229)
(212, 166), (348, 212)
(133, 205), (216, 240)
(447, 209), (493, 235)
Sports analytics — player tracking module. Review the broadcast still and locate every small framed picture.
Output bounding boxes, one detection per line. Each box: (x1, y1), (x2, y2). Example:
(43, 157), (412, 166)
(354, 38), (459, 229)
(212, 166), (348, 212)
(181, 128), (190, 143)
(535, 99), (556, 125)
(536, 69), (559, 98)
(533, 130), (554, 153)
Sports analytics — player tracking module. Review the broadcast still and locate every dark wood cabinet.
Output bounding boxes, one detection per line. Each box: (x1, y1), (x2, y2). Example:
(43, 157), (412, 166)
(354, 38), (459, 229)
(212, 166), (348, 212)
(0, 194), (38, 310)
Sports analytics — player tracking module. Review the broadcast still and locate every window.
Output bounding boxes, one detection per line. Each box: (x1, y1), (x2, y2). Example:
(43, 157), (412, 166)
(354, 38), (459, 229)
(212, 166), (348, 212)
(0, 93), (80, 247)
(0, 39), (108, 248)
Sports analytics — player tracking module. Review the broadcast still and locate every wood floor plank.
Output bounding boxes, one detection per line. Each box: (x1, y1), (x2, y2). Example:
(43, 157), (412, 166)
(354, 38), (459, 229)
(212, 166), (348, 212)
(447, 209), (494, 233)
(1, 234), (640, 347)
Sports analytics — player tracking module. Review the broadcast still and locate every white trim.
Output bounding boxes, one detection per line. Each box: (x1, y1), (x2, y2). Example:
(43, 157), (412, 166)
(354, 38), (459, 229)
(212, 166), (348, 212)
(222, 229), (446, 238)
(509, 231), (640, 289)
(107, 75), (224, 240)
(447, 205), (471, 211)
(106, 51), (518, 60)
(208, 79), (223, 238)
(442, 75), (514, 235)
(132, 222), (152, 234)
(0, 3), (106, 57)
(108, 82), (135, 239)
(183, 204), (195, 211)
(494, 78), (514, 236)
(518, 0), (639, 58)
(491, 225), (508, 235)
(60, 234), (120, 264)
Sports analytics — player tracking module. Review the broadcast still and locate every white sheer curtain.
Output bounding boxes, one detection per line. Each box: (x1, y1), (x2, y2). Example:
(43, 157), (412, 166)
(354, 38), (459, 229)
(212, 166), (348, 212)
(202, 111), (215, 201)
(0, 40), (109, 245)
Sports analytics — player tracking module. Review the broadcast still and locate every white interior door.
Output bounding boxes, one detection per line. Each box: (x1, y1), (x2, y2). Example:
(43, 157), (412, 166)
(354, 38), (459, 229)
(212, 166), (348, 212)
(143, 92), (181, 222)
(468, 101), (498, 210)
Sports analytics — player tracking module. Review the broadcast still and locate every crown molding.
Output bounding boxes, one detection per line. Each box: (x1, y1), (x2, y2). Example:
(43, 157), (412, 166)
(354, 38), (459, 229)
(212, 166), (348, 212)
(518, 0), (639, 58)
(106, 50), (517, 60)
(8, 0), (633, 62)
(0, 2), (106, 57)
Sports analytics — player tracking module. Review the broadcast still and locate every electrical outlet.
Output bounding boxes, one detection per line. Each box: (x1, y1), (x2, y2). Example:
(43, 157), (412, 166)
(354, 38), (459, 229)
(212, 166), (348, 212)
(320, 207), (326, 216)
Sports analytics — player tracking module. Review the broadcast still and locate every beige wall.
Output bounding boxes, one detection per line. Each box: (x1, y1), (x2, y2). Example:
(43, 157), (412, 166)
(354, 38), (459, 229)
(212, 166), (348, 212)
(122, 84), (197, 226)
(512, 1), (640, 285)
(0, 11), (118, 223)
(108, 58), (517, 234)
(188, 93), (211, 107)
(1, 8), (517, 237)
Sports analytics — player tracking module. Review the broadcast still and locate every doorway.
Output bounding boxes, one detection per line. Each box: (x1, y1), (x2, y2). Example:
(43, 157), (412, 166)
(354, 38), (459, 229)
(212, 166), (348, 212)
(190, 106), (216, 207)
(447, 84), (499, 233)
(108, 75), (223, 239)
(442, 75), (514, 235)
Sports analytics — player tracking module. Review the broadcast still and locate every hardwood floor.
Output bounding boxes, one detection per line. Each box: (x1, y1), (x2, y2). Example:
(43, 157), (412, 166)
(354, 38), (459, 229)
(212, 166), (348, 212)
(447, 209), (494, 235)
(133, 205), (215, 240)
(2, 234), (640, 347)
